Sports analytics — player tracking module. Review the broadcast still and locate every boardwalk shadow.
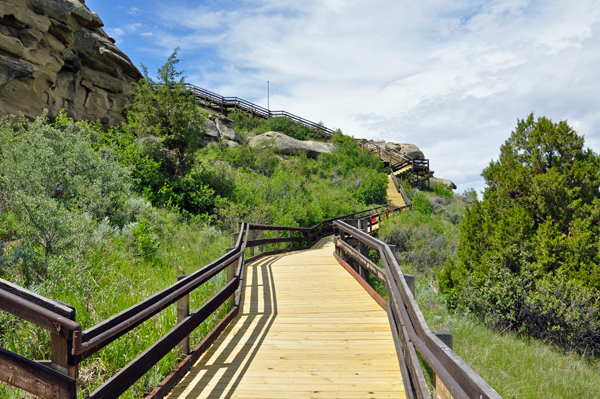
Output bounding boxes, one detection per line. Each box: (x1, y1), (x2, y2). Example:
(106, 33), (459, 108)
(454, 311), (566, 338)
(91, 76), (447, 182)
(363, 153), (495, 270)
(174, 256), (281, 398)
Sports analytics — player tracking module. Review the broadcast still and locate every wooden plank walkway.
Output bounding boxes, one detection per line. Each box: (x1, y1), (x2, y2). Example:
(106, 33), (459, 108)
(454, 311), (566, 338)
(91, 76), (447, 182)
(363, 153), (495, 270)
(387, 171), (408, 208)
(167, 237), (406, 399)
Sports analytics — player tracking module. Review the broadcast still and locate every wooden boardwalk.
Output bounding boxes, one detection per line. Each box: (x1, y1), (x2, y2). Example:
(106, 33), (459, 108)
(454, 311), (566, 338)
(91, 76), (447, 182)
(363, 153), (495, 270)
(167, 237), (406, 399)
(387, 169), (410, 208)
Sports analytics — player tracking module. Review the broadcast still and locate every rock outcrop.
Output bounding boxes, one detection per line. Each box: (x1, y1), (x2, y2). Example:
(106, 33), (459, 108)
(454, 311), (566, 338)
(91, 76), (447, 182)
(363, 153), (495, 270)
(430, 177), (457, 190)
(0, 0), (142, 124)
(357, 139), (425, 160)
(249, 131), (337, 158)
(202, 114), (243, 146)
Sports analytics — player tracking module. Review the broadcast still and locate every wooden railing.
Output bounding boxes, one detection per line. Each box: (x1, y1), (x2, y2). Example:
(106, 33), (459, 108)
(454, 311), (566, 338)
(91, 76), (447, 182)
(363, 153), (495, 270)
(185, 83), (334, 136)
(360, 141), (430, 190)
(333, 221), (501, 399)
(0, 203), (405, 399)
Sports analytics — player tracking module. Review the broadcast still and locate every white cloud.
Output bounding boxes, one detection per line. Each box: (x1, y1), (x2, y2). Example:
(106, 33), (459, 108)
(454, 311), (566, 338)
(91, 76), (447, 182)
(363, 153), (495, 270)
(141, 0), (600, 193)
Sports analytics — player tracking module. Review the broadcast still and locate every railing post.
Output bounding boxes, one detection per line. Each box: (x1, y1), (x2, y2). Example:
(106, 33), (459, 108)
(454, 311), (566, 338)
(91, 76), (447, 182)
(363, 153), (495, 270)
(403, 274), (415, 298)
(51, 333), (77, 379)
(275, 230), (279, 250)
(287, 230), (291, 247)
(176, 275), (190, 356)
(50, 302), (77, 380)
(358, 219), (370, 281)
(259, 230), (264, 253)
(249, 230), (255, 256)
(227, 259), (236, 307)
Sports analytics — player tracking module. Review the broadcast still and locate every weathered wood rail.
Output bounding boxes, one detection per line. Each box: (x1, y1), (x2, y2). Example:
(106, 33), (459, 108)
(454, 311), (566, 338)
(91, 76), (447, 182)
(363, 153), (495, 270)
(185, 84), (334, 136)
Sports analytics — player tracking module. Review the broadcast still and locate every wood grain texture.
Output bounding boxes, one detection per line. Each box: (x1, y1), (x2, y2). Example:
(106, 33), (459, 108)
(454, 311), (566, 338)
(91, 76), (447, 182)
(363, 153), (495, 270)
(167, 237), (406, 399)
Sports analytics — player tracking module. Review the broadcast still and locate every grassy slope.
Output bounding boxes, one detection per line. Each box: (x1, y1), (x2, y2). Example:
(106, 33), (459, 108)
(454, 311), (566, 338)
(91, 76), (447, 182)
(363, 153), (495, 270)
(377, 189), (600, 399)
(0, 213), (232, 398)
(0, 111), (387, 398)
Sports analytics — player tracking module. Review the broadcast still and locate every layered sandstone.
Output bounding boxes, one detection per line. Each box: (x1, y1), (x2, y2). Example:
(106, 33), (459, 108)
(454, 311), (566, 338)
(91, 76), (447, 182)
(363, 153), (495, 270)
(0, 0), (142, 124)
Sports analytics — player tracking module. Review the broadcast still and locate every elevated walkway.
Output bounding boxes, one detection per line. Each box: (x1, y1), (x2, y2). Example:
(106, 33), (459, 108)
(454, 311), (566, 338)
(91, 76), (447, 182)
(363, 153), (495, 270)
(387, 174), (407, 209)
(167, 237), (406, 398)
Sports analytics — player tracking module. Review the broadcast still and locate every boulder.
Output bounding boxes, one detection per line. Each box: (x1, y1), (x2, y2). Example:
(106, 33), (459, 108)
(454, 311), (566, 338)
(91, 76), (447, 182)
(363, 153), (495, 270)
(430, 177), (457, 190)
(0, 0), (142, 124)
(214, 115), (242, 143)
(202, 118), (220, 139)
(395, 143), (425, 160)
(249, 131), (337, 159)
(359, 139), (425, 160)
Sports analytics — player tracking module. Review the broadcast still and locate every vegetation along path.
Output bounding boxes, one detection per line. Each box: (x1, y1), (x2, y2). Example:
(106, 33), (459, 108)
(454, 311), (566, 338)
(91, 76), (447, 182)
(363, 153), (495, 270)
(167, 237), (406, 399)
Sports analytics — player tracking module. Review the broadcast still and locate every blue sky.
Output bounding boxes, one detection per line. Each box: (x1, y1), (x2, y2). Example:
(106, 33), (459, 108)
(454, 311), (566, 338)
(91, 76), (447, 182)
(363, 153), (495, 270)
(86, 0), (600, 194)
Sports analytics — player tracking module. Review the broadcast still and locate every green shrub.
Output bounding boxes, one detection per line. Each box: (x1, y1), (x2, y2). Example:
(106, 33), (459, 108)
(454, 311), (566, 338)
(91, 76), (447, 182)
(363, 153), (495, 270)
(379, 211), (456, 275)
(432, 182), (453, 198)
(440, 113), (600, 354)
(131, 219), (160, 258)
(127, 48), (206, 157)
(354, 169), (388, 205)
(0, 112), (129, 284)
(412, 192), (432, 215)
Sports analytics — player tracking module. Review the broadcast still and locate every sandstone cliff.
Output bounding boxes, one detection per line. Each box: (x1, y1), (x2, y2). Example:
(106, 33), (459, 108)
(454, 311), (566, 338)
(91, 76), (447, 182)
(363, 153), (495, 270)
(0, 0), (142, 124)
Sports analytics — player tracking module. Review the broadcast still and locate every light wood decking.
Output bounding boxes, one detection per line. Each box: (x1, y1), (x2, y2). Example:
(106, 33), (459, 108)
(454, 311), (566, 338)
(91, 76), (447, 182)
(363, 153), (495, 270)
(387, 172), (408, 208)
(167, 237), (406, 399)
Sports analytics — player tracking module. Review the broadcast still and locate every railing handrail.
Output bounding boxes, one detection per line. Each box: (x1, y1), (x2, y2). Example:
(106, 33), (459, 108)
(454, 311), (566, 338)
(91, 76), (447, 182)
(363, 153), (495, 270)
(184, 83), (334, 135)
(333, 220), (501, 399)
(0, 197), (409, 398)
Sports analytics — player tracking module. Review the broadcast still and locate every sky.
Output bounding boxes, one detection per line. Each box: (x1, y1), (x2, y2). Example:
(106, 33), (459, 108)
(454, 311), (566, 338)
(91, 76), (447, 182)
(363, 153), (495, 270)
(86, 0), (600, 195)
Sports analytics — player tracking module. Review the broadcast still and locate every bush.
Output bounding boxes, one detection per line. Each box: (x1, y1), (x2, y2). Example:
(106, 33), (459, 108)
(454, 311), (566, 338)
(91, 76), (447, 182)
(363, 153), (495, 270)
(0, 113), (129, 279)
(378, 211), (457, 275)
(432, 182), (453, 198)
(412, 192), (432, 215)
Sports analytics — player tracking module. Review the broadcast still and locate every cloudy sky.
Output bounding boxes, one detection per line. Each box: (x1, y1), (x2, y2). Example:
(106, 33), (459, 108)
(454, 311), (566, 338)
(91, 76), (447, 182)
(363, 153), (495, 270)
(87, 0), (600, 194)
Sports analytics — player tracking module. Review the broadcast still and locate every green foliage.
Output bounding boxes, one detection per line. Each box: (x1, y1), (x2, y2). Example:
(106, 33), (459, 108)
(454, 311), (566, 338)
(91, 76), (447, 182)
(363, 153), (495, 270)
(131, 219), (160, 258)
(432, 182), (453, 198)
(192, 131), (387, 230)
(229, 110), (327, 142)
(321, 131), (385, 172)
(378, 210), (457, 275)
(440, 113), (600, 354)
(354, 169), (388, 205)
(0, 112), (129, 286)
(412, 192), (432, 215)
(127, 48), (206, 156)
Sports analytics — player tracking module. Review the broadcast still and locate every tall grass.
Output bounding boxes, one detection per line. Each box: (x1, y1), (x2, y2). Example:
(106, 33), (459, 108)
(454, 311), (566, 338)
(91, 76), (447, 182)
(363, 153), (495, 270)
(418, 280), (600, 399)
(0, 212), (232, 398)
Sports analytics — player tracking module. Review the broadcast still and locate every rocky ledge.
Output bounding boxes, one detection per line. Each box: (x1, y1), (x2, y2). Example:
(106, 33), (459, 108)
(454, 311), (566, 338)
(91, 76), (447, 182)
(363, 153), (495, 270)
(249, 131), (337, 158)
(0, 0), (142, 124)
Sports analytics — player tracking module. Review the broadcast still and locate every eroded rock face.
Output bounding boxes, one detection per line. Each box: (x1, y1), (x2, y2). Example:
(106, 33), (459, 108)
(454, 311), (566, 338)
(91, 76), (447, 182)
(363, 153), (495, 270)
(202, 114), (243, 146)
(0, 0), (142, 124)
(249, 131), (337, 158)
(368, 140), (425, 160)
